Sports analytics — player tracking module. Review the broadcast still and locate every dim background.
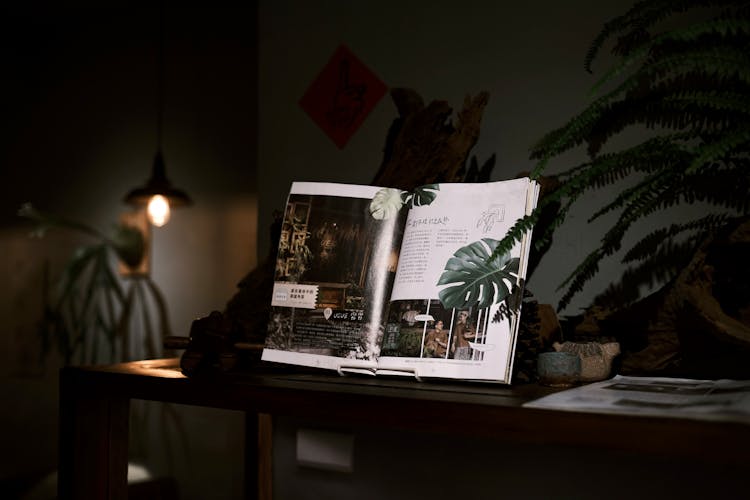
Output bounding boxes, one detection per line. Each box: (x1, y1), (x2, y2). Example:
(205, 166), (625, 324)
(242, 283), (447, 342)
(0, 1), (742, 499)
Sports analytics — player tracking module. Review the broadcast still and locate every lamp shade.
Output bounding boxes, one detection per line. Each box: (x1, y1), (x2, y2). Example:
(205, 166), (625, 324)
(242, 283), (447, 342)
(123, 151), (192, 208)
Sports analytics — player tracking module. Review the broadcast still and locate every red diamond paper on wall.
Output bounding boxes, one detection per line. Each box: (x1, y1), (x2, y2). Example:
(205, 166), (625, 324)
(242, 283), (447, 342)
(299, 45), (388, 149)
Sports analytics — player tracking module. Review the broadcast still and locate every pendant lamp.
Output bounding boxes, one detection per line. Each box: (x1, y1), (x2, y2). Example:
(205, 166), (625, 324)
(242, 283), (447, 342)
(124, 4), (191, 227)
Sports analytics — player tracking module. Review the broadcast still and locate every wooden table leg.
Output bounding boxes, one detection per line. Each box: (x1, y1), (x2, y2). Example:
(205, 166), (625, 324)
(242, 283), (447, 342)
(258, 414), (273, 500)
(245, 412), (273, 500)
(58, 368), (130, 500)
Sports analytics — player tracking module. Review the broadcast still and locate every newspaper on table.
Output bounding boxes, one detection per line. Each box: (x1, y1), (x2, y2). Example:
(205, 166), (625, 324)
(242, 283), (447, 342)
(524, 375), (750, 424)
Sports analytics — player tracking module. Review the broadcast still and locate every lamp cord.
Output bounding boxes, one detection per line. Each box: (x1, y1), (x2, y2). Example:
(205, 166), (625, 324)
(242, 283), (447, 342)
(156, 1), (165, 153)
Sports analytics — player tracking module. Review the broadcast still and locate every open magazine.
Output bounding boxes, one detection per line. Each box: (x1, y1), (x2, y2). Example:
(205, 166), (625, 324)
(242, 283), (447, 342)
(262, 178), (539, 383)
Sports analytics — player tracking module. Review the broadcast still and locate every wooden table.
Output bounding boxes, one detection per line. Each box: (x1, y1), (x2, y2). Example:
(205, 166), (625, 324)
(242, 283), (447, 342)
(58, 358), (750, 500)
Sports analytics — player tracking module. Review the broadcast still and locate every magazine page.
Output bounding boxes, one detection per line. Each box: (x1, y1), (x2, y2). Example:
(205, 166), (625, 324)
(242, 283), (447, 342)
(262, 182), (406, 372)
(377, 178), (538, 382)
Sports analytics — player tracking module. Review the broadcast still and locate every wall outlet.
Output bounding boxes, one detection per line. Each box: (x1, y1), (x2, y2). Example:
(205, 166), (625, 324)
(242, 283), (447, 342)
(296, 428), (354, 473)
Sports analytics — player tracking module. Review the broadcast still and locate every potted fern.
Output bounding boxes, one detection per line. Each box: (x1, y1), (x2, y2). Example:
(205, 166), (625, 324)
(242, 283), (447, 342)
(494, 0), (750, 376)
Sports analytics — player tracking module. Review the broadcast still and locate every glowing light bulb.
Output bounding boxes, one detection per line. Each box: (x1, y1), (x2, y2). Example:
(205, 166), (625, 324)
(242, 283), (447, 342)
(147, 195), (171, 227)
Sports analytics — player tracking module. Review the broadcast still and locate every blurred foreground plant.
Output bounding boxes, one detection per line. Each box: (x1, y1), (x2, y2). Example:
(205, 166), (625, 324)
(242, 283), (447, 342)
(19, 203), (172, 365)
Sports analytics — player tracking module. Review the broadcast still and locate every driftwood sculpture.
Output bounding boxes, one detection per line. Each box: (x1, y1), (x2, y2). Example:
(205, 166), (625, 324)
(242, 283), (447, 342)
(372, 88), (489, 189)
(176, 89), (492, 375)
(575, 216), (750, 379)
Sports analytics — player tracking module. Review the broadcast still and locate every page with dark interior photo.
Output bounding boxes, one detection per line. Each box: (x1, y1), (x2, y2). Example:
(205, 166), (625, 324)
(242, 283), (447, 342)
(262, 182), (406, 373)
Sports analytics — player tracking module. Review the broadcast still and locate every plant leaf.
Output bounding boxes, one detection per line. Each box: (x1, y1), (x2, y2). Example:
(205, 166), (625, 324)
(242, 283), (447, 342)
(437, 238), (520, 309)
(410, 184), (440, 207)
(111, 223), (146, 269)
(370, 187), (405, 220)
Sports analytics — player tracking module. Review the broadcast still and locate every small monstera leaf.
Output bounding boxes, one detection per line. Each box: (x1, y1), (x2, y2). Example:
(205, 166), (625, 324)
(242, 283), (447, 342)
(370, 188), (405, 220)
(437, 238), (519, 309)
(407, 184), (439, 207)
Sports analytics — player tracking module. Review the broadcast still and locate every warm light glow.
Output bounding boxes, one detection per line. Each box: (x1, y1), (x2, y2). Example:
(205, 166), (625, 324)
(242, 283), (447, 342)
(147, 195), (171, 227)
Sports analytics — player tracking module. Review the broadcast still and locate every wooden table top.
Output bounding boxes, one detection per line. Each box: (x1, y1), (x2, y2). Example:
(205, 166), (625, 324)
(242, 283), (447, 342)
(61, 358), (750, 465)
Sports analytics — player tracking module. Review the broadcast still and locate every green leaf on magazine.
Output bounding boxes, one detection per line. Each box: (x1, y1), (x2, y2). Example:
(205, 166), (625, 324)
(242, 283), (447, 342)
(437, 238), (520, 309)
(410, 184), (439, 207)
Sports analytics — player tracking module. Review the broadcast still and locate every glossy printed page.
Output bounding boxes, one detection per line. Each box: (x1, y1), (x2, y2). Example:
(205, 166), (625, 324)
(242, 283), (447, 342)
(263, 182), (405, 372)
(379, 178), (539, 382)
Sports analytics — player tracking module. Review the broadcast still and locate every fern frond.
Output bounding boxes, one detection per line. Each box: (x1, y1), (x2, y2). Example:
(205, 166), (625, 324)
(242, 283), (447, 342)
(555, 184), (677, 311)
(602, 191), (673, 254)
(585, 0), (684, 72)
(486, 211), (540, 265)
(585, 87), (746, 155)
(487, 165), (604, 261)
(530, 196), (577, 252)
(529, 61), (668, 167)
(529, 100), (606, 172)
(532, 45), (748, 172)
(589, 167), (745, 275)
(528, 127), (568, 160)
(592, 166), (747, 245)
(556, 248), (605, 311)
(679, 167), (750, 212)
(556, 181), (687, 310)
(594, 235), (705, 308)
(687, 123), (750, 173)
(589, 133), (704, 222)
(531, 0), (750, 310)
(586, 160), (684, 223)
(527, 134), (697, 257)
(555, 151), (640, 194)
(622, 213), (731, 262)
(651, 72), (750, 100)
(665, 90), (750, 115)
(592, 43), (750, 96)
(585, 0), (746, 72)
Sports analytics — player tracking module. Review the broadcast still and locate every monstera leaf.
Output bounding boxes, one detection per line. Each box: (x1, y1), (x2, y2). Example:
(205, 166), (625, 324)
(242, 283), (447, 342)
(437, 238), (520, 309)
(370, 188), (406, 220)
(402, 184), (439, 208)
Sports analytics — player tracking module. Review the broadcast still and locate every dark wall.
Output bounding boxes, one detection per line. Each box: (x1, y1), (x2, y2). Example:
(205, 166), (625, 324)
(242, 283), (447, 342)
(1, 6), (257, 500)
(1, 6), (257, 223)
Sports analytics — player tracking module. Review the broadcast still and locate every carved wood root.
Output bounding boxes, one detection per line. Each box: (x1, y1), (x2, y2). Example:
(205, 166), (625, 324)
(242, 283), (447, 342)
(676, 218), (750, 346)
(372, 88), (489, 190)
(587, 217), (750, 378)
